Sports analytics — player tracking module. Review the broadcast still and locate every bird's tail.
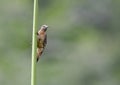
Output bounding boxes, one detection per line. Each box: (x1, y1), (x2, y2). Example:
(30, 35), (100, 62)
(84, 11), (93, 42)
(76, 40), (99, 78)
(37, 57), (39, 62)
(36, 48), (44, 62)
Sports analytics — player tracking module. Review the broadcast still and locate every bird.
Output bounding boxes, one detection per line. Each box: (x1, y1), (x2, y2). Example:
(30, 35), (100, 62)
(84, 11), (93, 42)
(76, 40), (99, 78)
(36, 25), (48, 62)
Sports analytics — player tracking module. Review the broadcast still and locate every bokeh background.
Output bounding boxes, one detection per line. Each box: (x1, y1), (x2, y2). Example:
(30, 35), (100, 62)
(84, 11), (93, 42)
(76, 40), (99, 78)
(0, 0), (120, 85)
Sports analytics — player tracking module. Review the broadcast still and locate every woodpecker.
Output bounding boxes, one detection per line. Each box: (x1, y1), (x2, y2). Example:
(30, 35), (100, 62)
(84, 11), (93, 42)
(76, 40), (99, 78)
(36, 25), (48, 62)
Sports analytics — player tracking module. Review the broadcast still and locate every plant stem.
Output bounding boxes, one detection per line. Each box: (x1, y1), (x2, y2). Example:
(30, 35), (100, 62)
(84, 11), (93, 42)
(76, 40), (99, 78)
(31, 0), (38, 85)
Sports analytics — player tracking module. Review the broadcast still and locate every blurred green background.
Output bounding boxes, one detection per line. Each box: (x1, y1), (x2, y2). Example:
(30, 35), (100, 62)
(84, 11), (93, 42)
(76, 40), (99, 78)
(0, 0), (120, 85)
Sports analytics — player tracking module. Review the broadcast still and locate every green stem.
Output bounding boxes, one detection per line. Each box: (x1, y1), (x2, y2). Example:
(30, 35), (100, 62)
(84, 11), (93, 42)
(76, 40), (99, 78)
(31, 0), (38, 85)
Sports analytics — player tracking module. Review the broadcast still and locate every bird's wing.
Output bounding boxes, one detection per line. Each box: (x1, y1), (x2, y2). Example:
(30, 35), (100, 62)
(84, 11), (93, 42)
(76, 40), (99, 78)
(43, 34), (47, 47)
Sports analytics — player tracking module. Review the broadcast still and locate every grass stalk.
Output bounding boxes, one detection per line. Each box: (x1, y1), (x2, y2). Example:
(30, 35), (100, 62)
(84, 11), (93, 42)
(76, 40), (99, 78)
(31, 0), (38, 85)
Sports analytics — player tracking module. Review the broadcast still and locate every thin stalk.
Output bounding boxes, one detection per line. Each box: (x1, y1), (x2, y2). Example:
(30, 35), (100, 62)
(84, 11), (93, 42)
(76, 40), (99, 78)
(31, 0), (38, 85)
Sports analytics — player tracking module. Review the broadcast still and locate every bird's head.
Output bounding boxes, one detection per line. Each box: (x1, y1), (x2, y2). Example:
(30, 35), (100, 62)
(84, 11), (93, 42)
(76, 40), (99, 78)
(41, 25), (48, 32)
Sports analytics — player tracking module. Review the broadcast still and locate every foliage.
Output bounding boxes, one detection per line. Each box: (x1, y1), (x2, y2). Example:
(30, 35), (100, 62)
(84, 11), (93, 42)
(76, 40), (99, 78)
(0, 0), (120, 85)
